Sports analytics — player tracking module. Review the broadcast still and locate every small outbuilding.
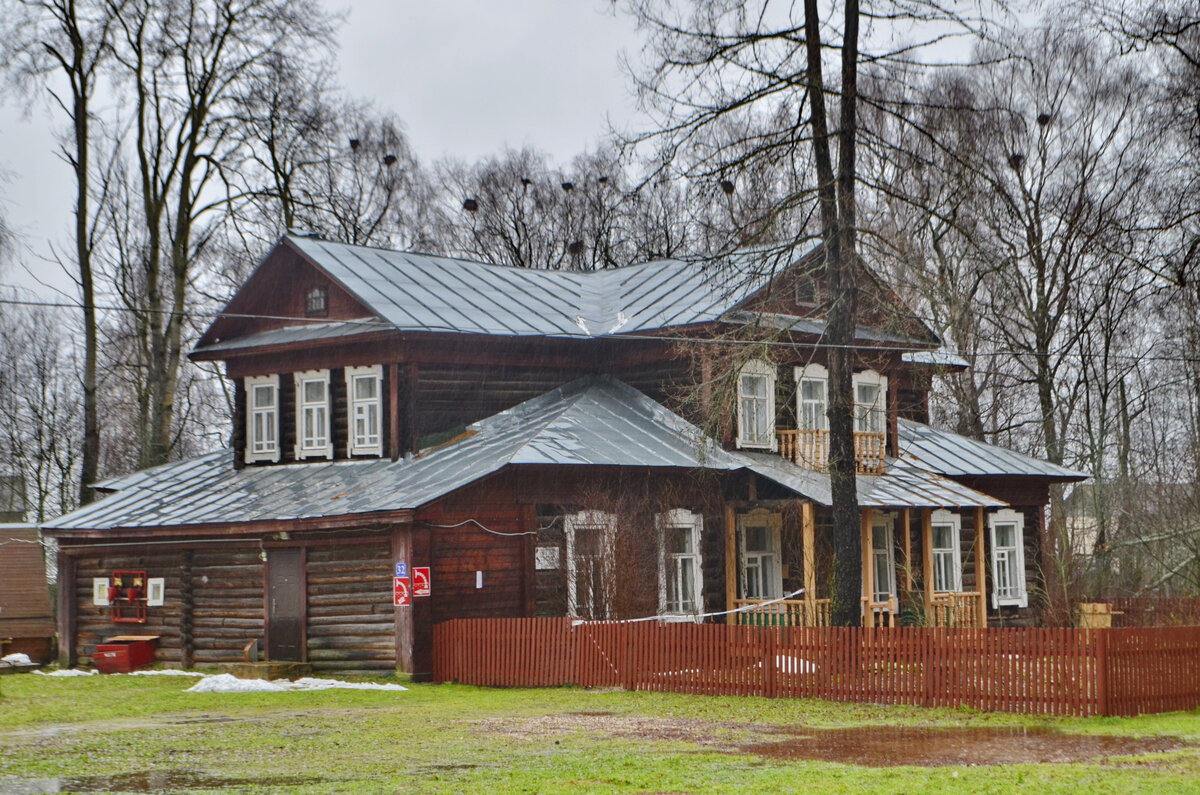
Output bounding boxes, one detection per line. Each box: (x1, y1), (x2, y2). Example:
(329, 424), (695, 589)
(0, 525), (56, 663)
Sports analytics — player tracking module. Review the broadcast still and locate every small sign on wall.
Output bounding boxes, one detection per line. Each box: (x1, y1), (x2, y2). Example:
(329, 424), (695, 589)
(395, 562), (407, 578)
(413, 567), (431, 597)
(393, 576), (410, 607)
(93, 578), (110, 606)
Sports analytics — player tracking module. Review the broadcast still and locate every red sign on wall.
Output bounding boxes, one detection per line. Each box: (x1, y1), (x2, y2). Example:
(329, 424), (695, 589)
(393, 576), (410, 607)
(413, 567), (431, 597)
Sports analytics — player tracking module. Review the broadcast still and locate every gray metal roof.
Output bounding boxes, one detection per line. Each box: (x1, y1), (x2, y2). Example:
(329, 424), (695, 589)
(898, 419), (1086, 480)
(901, 349), (970, 368)
(724, 311), (934, 347)
(195, 318), (393, 354)
(276, 235), (786, 339)
(738, 453), (1004, 508)
(46, 377), (742, 532)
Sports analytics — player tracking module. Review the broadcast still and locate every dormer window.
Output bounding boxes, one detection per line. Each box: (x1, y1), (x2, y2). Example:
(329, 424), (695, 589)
(346, 365), (383, 457)
(852, 370), (887, 437)
(736, 359), (777, 450)
(305, 287), (328, 317)
(244, 375), (280, 463)
(294, 370), (333, 460)
(795, 277), (821, 308)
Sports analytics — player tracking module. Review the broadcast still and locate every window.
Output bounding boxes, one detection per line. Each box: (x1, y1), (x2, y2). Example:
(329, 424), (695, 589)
(930, 510), (962, 593)
(794, 364), (828, 431)
(658, 509), (703, 618)
(294, 370), (333, 460)
(345, 365), (383, 457)
(565, 511), (616, 619)
(305, 286), (328, 317)
(736, 359), (777, 450)
(871, 513), (896, 603)
(245, 375), (280, 463)
(852, 370), (888, 436)
(738, 509), (782, 600)
(989, 509), (1028, 608)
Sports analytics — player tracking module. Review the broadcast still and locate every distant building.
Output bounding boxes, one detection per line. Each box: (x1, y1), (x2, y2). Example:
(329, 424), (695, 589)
(0, 475), (27, 523)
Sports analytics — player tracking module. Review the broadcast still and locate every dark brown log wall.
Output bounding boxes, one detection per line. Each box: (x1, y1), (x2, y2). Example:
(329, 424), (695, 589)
(191, 549), (265, 665)
(305, 542), (394, 672)
(73, 552), (186, 665)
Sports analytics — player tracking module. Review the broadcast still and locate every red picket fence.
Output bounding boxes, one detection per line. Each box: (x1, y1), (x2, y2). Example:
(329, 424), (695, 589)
(432, 618), (1200, 717)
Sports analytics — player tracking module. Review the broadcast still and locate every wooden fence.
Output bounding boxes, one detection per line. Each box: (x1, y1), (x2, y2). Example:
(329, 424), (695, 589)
(432, 618), (1200, 717)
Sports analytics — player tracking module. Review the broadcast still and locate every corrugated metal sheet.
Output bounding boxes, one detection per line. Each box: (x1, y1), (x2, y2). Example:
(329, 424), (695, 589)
(898, 419), (1086, 480)
(738, 453), (1004, 508)
(47, 378), (743, 532)
(0, 525), (55, 638)
(279, 236), (781, 339)
(196, 318), (393, 354)
(724, 311), (933, 346)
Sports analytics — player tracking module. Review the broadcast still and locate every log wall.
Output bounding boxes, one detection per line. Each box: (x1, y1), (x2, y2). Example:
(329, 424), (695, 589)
(305, 542), (394, 672)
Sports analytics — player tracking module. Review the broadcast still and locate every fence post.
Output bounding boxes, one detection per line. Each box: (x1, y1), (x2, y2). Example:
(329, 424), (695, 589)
(1096, 628), (1110, 717)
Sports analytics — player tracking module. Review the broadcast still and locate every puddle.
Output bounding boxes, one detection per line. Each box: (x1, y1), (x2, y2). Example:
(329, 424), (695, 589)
(739, 726), (1189, 767)
(0, 770), (322, 794)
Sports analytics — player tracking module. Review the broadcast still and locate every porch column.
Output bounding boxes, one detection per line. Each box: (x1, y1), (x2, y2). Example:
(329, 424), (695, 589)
(391, 524), (413, 674)
(802, 501), (816, 621)
(922, 508), (934, 619)
(975, 506), (987, 627)
(724, 506), (736, 625)
(902, 508), (912, 592)
(861, 509), (873, 620)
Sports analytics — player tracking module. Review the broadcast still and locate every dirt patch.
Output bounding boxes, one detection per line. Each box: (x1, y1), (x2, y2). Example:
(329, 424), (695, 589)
(473, 714), (1190, 767)
(740, 726), (1190, 766)
(0, 769), (323, 794)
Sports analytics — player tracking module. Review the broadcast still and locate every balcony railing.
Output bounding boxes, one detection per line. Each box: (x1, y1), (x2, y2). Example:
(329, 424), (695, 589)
(777, 429), (886, 475)
(928, 591), (984, 628)
(861, 595), (898, 627)
(733, 598), (831, 627)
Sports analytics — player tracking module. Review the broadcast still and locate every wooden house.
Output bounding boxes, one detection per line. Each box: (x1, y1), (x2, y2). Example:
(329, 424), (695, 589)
(0, 525), (56, 663)
(44, 234), (1084, 677)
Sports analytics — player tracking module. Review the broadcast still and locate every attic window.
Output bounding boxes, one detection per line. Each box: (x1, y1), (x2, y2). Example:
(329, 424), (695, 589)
(305, 287), (328, 317)
(795, 276), (821, 307)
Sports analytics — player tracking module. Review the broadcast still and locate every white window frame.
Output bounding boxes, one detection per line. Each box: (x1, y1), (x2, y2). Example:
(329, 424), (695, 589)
(852, 369), (888, 437)
(870, 512), (897, 604)
(738, 509), (783, 600)
(345, 365), (384, 457)
(989, 509), (1028, 608)
(930, 509), (963, 593)
(657, 509), (704, 620)
(294, 369), (333, 460)
(245, 374), (280, 463)
(793, 364), (829, 432)
(565, 510), (616, 620)
(736, 359), (777, 450)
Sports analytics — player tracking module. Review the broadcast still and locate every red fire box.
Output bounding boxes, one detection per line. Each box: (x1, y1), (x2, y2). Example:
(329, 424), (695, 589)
(93, 635), (159, 673)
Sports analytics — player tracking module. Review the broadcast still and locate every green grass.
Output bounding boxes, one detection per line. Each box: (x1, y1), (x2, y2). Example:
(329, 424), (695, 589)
(1, 673), (1199, 793)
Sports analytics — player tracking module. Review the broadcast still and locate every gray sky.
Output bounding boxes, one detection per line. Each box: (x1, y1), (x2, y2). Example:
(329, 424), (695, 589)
(0, 1), (644, 298)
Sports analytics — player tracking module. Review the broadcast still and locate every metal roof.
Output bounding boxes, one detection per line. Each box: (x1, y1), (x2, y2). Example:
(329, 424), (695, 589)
(46, 377), (742, 532)
(274, 235), (787, 339)
(898, 419), (1086, 480)
(724, 311), (934, 347)
(195, 318), (393, 354)
(738, 453), (1004, 508)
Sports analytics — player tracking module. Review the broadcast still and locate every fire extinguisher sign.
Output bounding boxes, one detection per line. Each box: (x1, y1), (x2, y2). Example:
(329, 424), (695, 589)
(413, 567), (431, 597)
(393, 576), (411, 607)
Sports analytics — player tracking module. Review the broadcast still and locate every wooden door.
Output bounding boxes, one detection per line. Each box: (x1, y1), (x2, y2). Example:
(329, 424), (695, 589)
(267, 548), (305, 661)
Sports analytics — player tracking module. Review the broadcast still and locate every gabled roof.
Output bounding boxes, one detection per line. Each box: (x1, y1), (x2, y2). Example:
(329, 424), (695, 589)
(46, 377), (741, 532)
(898, 419), (1086, 481)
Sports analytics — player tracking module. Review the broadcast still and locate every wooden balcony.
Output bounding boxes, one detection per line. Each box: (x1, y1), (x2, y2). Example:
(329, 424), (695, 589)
(861, 596), (897, 627)
(733, 598), (831, 627)
(928, 591), (985, 628)
(777, 429), (886, 475)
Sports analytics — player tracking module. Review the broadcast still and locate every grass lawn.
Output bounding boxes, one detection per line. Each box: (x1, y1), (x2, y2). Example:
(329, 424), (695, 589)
(1, 672), (1199, 793)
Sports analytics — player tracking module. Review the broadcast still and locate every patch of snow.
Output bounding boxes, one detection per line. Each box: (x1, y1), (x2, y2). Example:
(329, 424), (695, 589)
(33, 668), (97, 677)
(129, 669), (206, 677)
(775, 655), (816, 675)
(1, 653), (34, 665)
(187, 674), (288, 693)
(288, 677), (406, 691)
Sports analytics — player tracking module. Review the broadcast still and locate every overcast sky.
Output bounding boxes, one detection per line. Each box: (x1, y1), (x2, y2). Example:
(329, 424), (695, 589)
(0, 1), (645, 298)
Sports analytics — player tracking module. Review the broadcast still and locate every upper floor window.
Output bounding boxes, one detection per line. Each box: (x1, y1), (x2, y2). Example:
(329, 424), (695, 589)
(794, 364), (828, 432)
(852, 370), (888, 436)
(930, 509), (962, 593)
(989, 509), (1028, 608)
(736, 359), (777, 450)
(294, 369), (333, 460)
(346, 365), (383, 457)
(305, 287), (328, 317)
(657, 509), (703, 618)
(795, 276), (822, 308)
(244, 375), (280, 463)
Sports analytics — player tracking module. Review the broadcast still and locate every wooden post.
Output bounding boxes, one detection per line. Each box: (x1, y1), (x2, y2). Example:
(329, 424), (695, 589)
(412, 523), (434, 680)
(180, 550), (194, 668)
(724, 506), (737, 625)
(802, 501), (816, 622)
(388, 364), (402, 461)
(862, 509), (873, 622)
(391, 525), (413, 674)
(902, 508), (912, 592)
(520, 504), (537, 617)
(922, 508), (934, 619)
(56, 551), (76, 669)
(975, 506), (987, 628)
